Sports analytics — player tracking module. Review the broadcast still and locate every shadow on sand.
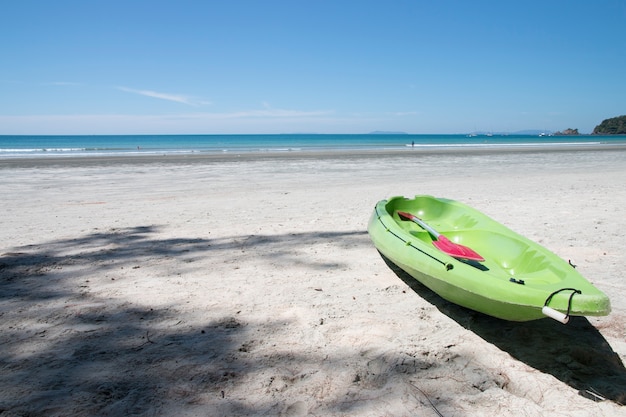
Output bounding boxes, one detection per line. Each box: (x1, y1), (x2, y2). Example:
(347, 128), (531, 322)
(2, 225), (459, 416)
(381, 254), (626, 405)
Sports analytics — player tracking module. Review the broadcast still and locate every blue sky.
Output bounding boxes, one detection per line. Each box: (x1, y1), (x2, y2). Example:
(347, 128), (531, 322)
(1, 0), (625, 135)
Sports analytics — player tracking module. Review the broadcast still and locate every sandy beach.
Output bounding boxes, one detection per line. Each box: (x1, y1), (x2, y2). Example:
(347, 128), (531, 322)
(1, 147), (625, 416)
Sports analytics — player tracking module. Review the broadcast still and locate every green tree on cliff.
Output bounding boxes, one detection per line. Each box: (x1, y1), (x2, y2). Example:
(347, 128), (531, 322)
(593, 115), (626, 134)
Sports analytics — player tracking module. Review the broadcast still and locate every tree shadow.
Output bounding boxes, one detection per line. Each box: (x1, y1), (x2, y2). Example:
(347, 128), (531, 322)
(380, 254), (626, 405)
(1, 225), (474, 416)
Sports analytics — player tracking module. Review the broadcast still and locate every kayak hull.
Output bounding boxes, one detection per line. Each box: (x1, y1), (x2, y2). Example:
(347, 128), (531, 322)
(367, 195), (611, 322)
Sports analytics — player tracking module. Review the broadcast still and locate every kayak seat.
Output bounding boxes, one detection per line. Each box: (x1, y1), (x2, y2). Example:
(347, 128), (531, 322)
(452, 230), (563, 280)
(447, 213), (480, 229)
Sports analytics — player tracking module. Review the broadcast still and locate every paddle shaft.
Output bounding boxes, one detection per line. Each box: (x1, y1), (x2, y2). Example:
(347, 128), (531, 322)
(406, 215), (441, 239)
(396, 211), (485, 262)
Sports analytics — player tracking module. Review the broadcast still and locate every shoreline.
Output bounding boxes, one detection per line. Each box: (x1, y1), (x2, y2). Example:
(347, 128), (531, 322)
(2, 141), (626, 168)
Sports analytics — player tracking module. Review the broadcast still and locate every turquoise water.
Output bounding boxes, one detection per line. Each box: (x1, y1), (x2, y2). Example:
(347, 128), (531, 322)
(1, 134), (625, 158)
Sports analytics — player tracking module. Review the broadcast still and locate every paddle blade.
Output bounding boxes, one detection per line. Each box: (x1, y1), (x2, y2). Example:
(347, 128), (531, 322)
(397, 210), (485, 261)
(433, 235), (485, 262)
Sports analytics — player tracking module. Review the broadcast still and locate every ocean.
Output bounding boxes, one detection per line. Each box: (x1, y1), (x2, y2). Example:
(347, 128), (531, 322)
(1, 134), (625, 159)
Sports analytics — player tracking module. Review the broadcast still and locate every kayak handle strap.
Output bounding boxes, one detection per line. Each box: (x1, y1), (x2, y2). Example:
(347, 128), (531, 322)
(542, 288), (581, 324)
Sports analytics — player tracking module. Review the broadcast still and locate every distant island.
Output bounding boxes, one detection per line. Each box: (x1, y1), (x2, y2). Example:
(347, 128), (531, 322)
(364, 117), (626, 136)
(553, 128), (579, 136)
(593, 115), (626, 135)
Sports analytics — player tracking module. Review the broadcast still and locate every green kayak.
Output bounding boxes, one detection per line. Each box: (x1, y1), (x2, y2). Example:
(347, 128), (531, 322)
(367, 195), (611, 323)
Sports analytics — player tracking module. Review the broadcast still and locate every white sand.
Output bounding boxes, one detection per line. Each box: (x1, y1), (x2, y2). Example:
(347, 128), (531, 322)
(1, 148), (625, 416)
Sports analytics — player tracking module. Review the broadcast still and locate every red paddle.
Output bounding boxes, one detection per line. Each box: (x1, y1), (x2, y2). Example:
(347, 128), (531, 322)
(397, 211), (485, 262)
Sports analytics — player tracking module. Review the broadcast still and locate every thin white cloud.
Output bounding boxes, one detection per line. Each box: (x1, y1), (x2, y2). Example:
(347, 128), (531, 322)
(0, 106), (336, 134)
(240, 102), (330, 118)
(117, 86), (211, 106)
(45, 81), (83, 86)
(220, 108), (332, 119)
(41, 81), (82, 87)
(392, 111), (419, 117)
